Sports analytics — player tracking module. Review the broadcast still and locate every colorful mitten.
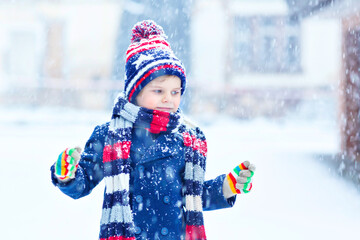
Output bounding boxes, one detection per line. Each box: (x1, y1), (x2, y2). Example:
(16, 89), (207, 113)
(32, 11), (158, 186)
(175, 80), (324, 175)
(223, 161), (256, 199)
(54, 147), (82, 182)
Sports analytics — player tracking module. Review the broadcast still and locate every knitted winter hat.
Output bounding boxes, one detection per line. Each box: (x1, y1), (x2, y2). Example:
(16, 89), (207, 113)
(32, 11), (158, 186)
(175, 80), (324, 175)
(124, 20), (186, 102)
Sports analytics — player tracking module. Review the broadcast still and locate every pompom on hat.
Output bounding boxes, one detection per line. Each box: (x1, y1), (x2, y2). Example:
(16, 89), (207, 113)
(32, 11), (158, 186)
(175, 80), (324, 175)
(124, 20), (186, 102)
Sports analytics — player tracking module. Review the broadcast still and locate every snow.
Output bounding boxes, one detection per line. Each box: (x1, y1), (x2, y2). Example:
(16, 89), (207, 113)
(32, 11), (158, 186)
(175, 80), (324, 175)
(1, 102), (360, 240)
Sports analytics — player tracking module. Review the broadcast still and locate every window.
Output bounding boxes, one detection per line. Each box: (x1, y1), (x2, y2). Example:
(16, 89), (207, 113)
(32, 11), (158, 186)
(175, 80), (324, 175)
(233, 16), (301, 73)
(233, 18), (252, 72)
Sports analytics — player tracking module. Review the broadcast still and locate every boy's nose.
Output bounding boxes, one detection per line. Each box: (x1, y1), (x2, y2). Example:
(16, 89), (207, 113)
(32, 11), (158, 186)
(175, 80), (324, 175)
(162, 93), (170, 102)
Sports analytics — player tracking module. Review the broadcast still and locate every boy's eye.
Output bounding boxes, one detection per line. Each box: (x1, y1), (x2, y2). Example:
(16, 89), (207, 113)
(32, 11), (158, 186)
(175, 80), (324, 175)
(172, 90), (180, 95)
(153, 90), (162, 93)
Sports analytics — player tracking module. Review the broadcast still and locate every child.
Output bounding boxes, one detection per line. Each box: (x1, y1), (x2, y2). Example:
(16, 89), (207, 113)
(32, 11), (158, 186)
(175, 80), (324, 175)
(50, 20), (255, 240)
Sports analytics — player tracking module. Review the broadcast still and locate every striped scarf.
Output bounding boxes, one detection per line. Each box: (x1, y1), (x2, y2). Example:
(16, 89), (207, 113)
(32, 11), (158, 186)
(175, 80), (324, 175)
(99, 93), (207, 240)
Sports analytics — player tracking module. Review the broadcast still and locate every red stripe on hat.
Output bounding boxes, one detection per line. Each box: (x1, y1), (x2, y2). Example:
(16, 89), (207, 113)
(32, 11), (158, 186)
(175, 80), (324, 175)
(127, 39), (169, 53)
(103, 141), (131, 162)
(146, 110), (170, 134)
(126, 45), (169, 63)
(185, 225), (207, 240)
(128, 35), (170, 50)
(128, 64), (185, 101)
(126, 38), (170, 61)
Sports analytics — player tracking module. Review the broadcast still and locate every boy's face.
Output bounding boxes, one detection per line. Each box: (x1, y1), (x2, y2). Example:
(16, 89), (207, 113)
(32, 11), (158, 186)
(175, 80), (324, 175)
(135, 75), (182, 113)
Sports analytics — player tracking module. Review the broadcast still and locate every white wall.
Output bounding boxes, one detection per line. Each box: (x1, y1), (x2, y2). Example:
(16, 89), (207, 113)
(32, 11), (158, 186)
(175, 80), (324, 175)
(39, 2), (123, 80)
(0, 1), (123, 92)
(191, 0), (228, 92)
(301, 17), (341, 87)
(0, 6), (45, 89)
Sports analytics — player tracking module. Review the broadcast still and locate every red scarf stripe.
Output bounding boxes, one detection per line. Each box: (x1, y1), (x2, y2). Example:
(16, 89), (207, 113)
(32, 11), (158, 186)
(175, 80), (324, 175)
(185, 225), (207, 240)
(182, 132), (207, 157)
(100, 236), (135, 240)
(146, 110), (170, 134)
(128, 64), (185, 101)
(103, 141), (131, 162)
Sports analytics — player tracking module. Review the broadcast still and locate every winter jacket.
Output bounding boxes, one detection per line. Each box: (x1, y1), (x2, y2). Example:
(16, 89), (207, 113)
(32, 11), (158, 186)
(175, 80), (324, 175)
(51, 122), (236, 239)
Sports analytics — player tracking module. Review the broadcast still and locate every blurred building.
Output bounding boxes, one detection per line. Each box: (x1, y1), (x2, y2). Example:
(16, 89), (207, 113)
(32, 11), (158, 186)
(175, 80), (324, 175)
(0, 0), (342, 119)
(0, 1), (123, 109)
(0, 0), (195, 111)
(288, 0), (360, 177)
(191, 0), (340, 118)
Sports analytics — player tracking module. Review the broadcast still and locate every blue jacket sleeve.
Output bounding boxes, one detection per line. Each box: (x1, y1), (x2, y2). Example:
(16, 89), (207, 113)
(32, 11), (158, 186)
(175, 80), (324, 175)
(202, 174), (236, 211)
(50, 124), (107, 199)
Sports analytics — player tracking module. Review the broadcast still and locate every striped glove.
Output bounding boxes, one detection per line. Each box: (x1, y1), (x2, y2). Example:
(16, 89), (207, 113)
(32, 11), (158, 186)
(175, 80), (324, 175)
(54, 147), (82, 182)
(223, 161), (256, 199)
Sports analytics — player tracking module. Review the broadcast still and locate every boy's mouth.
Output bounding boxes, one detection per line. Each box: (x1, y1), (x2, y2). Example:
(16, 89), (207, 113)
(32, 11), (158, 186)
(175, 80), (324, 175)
(156, 107), (173, 112)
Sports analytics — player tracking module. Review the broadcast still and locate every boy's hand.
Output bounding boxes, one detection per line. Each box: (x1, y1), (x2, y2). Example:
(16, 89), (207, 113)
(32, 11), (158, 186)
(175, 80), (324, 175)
(54, 147), (82, 182)
(223, 161), (256, 199)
